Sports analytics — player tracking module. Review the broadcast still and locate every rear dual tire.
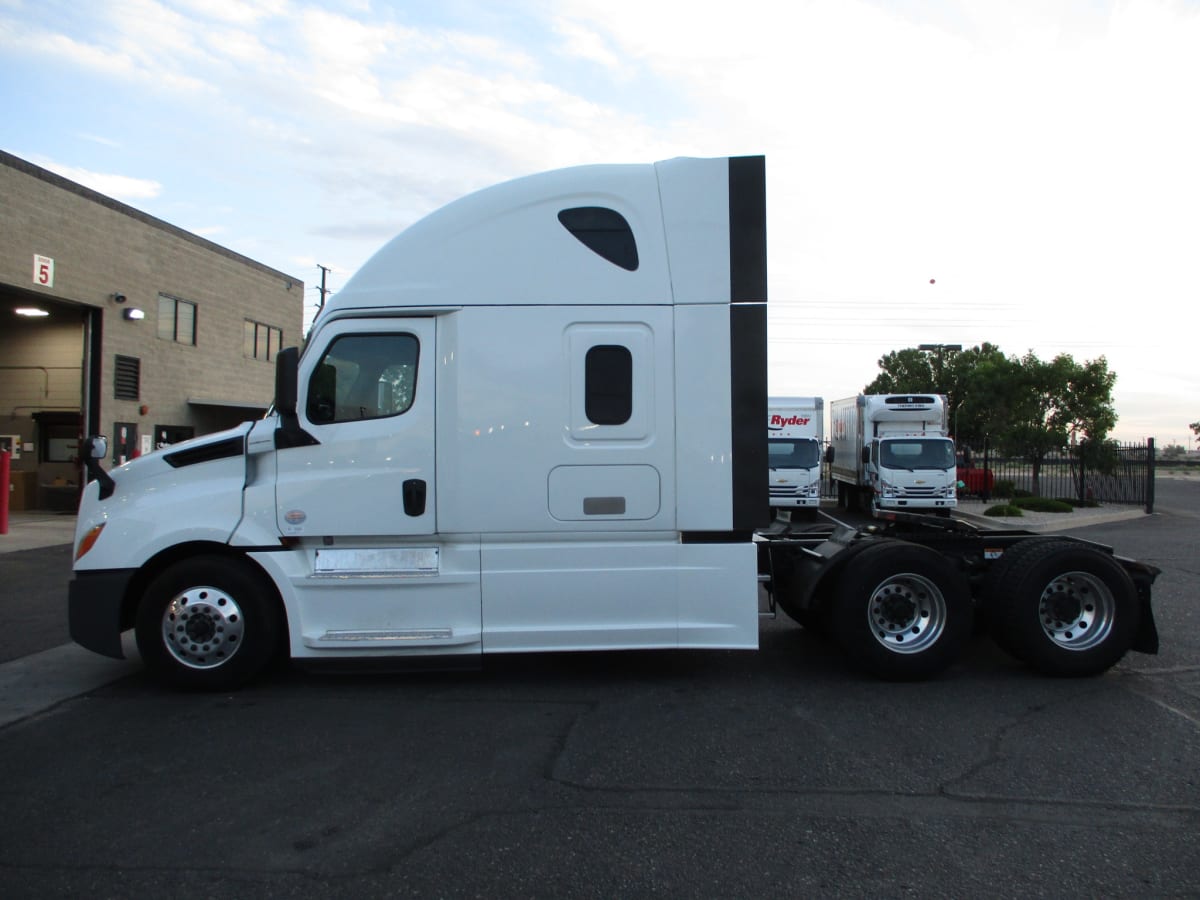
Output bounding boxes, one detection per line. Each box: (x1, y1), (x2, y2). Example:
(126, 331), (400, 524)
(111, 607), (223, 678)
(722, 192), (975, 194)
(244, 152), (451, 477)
(984, 539), (1139, 676)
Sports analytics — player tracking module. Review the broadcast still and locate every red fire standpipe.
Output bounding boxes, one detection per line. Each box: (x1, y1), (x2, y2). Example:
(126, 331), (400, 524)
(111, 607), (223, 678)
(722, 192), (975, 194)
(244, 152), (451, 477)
(0, 449), (10, 535)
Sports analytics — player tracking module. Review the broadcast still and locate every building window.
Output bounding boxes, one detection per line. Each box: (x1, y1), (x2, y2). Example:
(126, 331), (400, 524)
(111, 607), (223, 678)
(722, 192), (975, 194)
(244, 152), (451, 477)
(158, 294), (197, 345)
(585, 344), (632, 425)
(33, 412), (80, 463)
(114, 355), (141, 400)
(244, 319), (283, 361)
(154, 424), (195, 449)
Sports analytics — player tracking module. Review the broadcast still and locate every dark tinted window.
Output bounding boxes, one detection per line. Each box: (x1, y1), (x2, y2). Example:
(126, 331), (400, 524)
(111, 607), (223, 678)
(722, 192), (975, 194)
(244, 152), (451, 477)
(558, 207), (639, 271)
(585, 345), (632, 425)
(306, 333), (419, 424)
(768, 439), (821, 468)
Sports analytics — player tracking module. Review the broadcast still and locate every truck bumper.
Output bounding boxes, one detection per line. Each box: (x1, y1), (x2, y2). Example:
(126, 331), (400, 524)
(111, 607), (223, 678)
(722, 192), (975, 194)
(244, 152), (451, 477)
(69, 569), (137, 659)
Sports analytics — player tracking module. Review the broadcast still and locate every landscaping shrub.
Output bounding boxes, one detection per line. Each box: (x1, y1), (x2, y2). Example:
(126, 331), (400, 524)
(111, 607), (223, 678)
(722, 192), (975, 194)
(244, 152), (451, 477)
(1011, 496), (1074, 513)
(984, 504), (1023, 517)
(992, 480), (1016, 499)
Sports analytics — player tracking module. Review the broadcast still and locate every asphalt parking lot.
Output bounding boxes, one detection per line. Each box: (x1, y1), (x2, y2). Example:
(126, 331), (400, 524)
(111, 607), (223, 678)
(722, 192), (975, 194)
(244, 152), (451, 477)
(1, 485), (1197, 897)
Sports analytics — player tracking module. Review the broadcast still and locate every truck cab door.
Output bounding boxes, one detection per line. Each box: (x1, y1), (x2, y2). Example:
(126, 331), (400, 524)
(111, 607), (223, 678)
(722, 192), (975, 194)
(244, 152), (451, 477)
(275, 318), (436, 537)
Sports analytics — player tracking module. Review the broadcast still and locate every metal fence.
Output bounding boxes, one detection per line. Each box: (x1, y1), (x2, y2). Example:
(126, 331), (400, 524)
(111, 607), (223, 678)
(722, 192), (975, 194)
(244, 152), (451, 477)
(818, 439), (1156, 512)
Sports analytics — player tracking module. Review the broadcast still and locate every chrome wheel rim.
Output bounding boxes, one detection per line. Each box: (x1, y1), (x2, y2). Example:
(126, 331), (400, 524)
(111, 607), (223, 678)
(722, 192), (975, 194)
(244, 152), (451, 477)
(1038, 571), (1115, 651)
(161, 585), (245, 669)
(867, 573), (947, 654)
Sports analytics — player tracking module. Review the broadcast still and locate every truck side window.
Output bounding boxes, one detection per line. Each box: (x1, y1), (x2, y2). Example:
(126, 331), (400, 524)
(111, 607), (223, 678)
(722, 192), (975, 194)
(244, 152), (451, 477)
(306, 333), (419, 424)
(585, 344), (632, 425)
(557, 207), (639, 271)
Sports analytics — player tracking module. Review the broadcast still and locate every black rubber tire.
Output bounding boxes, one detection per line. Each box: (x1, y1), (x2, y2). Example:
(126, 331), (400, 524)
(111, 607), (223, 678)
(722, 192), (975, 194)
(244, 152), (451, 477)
(136, 555), (282, 690)
(831, 540), (972, 681)
(981, 538), (1069, 662)
(984, 539), (1139, 677)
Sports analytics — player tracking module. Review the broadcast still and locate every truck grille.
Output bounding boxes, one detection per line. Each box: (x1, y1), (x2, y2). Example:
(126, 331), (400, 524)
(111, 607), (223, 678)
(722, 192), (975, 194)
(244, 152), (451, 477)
(897, 486), (940, 498)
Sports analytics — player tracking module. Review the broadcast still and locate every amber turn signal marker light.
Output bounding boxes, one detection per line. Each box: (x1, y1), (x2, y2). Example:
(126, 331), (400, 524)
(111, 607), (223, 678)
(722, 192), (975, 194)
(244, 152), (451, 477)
(75, 523), (106, 561)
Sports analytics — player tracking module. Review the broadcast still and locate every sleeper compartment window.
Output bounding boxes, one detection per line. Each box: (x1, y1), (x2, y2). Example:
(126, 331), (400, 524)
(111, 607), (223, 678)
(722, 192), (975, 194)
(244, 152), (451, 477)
(557, 207), (639, 271)
(585, 345), (632, 425)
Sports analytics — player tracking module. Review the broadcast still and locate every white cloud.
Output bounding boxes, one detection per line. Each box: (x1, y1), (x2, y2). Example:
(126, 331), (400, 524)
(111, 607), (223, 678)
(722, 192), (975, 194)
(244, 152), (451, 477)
(34, 158), (162, 200)
(169, 0), (291, 26)
(551, 16), (622, 69)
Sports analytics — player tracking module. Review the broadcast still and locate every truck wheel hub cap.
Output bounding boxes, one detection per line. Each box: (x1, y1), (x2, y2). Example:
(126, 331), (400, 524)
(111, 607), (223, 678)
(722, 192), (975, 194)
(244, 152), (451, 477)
(868, 573), (946, 655)
(162, 587), (245, 670)
(1038, 571), (1115, 651)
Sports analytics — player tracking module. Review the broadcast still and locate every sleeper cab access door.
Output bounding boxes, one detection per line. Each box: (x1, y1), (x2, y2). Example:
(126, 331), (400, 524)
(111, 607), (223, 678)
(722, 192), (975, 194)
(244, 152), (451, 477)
(273, 315), (481, 656)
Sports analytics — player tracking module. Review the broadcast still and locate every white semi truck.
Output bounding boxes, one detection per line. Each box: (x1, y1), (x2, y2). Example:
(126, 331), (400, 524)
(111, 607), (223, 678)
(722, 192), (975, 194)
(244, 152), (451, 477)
(68, 155), (1159, 689)
(767, 396), (824, 516)
(830, 394), (957, 514)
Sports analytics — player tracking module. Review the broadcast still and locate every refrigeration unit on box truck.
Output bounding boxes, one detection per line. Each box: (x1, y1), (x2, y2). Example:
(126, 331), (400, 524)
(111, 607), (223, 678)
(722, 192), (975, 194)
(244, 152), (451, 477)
(67, 155), (1159, 688)
(767, 396), (824, 514)
(830, 394), (957, 513)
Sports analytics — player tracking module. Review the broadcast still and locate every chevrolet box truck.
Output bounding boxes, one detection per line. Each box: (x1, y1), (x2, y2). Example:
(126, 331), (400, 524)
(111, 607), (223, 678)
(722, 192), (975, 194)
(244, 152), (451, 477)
(767, 396), (824, 516)
(830, 394), (957, 514)
(68, 156), (1158, 688)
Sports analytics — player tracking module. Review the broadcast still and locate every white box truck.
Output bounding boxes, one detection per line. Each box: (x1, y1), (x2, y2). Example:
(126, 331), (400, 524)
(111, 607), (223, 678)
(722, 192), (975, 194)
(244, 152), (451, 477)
(830, 394), (957, 514)
(68, 156), (1158, 688)
(767, 397), (824, 515)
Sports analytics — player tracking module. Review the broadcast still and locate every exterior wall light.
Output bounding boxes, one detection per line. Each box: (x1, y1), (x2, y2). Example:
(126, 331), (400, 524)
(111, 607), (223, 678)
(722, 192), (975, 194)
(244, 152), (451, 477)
(123, 308), (146, 321)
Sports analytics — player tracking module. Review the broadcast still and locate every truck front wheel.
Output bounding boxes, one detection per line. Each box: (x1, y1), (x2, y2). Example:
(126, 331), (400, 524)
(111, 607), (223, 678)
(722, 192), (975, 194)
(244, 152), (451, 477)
(831, 541), (972, 680)
(135, 555), (283, 690)
(985, 540), (1139, 676)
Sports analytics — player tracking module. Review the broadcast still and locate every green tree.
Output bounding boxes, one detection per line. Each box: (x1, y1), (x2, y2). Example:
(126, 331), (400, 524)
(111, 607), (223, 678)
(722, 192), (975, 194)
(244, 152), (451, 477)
(863, 342), (1007, 446)
(991, 352), (1116, 496)
(863, 348), (938, 395)
(864, 344), (1117, 496)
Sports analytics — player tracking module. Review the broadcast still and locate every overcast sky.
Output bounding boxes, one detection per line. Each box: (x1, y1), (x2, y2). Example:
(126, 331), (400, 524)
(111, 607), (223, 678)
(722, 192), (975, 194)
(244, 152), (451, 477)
(2, 0), (1197, 444)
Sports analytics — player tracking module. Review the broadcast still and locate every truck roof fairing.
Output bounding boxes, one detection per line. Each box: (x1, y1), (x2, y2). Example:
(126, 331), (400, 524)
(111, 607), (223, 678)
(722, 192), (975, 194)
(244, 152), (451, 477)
(323, 156), (766, 315)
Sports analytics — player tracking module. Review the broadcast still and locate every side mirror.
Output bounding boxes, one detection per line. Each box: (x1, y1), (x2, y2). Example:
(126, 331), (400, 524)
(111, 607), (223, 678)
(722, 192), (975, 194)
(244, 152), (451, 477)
(274, 347), (299, 416)
(82, 434), (108, 460)
(80, 435), (116, 499)
(861, 446), (871, 464)
(273, 346), (319, 449)
(824, 446), (834, 464)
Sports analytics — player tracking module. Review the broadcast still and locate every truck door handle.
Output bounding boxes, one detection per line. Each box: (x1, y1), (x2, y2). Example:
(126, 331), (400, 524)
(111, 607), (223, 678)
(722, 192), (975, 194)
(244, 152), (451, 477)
(402, 479), (427, 517)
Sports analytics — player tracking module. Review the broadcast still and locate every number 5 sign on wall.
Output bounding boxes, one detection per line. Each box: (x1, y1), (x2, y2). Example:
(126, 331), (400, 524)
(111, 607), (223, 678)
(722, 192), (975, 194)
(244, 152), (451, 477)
(33, 254), (54, 287)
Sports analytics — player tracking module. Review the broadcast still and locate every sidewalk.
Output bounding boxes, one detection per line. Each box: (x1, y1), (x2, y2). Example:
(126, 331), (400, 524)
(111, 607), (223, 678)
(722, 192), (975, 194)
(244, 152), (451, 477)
(952, 498), (1148, 532)
(0, 511), (78, 554)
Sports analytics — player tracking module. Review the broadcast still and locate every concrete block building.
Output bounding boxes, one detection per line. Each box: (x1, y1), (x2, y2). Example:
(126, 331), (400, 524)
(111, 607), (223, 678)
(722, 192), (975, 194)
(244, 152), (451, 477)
(1, 150), (304, 511)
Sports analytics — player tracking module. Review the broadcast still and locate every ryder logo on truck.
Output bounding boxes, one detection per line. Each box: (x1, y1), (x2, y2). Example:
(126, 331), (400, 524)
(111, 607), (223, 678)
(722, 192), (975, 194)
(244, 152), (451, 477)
(769, 415), (810, 430)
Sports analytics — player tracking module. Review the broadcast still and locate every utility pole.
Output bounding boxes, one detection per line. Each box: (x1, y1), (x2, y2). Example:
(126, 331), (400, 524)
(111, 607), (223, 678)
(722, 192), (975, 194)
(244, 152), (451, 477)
(918, 342), (962, 371)
(317, 264), (332, 314)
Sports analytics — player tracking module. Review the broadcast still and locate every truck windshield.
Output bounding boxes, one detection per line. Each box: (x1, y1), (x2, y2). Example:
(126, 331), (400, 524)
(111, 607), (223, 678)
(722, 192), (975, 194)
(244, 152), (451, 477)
(768, 438), (821, 468)
(879, 439), (954, 470)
